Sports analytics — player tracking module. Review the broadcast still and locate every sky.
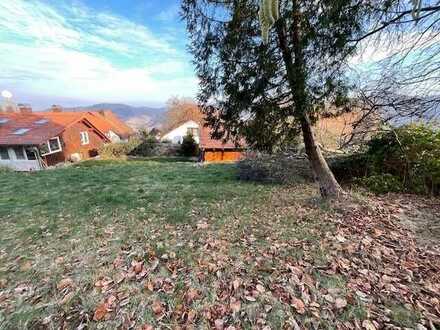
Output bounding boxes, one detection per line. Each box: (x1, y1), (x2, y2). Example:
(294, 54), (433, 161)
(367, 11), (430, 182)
(0, 0), (198, 109)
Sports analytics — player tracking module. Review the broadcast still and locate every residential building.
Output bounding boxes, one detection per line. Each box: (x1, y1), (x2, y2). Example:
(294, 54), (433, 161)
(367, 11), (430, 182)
(161, 120), (245, 162)
(0, 105), (134, 171)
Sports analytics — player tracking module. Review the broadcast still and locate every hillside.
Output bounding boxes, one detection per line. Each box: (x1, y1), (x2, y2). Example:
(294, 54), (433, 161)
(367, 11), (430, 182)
(65, 103), (166, 130)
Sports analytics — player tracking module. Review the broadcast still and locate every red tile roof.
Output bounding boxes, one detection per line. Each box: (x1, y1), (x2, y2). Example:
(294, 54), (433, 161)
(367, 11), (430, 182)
(199, 124), (244, 150)
(0, 113), (65, 146)
(91, 110), (134, 139)
(39, 110), (134, 139)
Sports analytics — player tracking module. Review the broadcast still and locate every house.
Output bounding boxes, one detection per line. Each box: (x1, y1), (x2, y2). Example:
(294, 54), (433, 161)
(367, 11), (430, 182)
(161, 120), (245, 162)
(161, 120), (200, 144)
(47, 106), (135, 142)
(0, 111), (110, 171)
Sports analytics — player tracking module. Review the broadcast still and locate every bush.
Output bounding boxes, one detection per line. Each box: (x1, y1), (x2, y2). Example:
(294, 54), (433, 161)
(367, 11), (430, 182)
(331, 124), (440, 195)
(98, 138), (140, 159)
(356, 174), (404, 194)
(179, 134), (199, 157)
(238, 152), (314, 184)
(129, 136), (159, 157)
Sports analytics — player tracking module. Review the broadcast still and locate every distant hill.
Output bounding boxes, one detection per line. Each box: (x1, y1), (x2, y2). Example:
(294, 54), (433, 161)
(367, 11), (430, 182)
(64, 103), (166, 130)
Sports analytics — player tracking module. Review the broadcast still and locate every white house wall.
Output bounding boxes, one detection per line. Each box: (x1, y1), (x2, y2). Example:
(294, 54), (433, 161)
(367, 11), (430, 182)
(0, 147), (41, 171)
(161, 121), (200, 144)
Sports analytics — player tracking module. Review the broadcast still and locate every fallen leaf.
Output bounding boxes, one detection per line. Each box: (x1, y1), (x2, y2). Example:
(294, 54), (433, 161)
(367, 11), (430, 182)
(291, 297), (306, 314)
(185, 288), (200, 304)
(93, 303), (108, 321)
(232, 279), (241, 291)
(335, 298), (347, 309)
(362, 320), (376, 330)
(230, 298), (241, 313)
(57, 278), (74, 291)
(256, 284), (265, 293)
(151, 300), (164, 316)
(138, 325), (154, 330)
(187, 309), (197, 322)
(214, 319), (224, 330)
(132, 261), (144, 274)
(197, 222), (209, 230)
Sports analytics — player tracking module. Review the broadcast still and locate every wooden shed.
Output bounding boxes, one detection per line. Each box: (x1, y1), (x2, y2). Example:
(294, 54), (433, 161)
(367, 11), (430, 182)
(199, 125), (245, 163)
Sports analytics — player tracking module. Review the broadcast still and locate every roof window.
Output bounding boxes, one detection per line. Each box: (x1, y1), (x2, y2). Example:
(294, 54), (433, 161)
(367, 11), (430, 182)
(13, 128), (30, 135)
(34, 119), (48, 125)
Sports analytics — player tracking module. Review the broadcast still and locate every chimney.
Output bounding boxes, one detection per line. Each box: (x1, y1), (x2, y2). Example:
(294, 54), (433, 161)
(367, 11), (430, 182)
(18, 104), (32, 114)
(98, 110), (112, 117)
(51, 105), (63, 112)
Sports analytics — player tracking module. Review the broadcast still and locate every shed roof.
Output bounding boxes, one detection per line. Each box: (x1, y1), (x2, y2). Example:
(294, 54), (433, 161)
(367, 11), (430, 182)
(199, 124), (244, 150)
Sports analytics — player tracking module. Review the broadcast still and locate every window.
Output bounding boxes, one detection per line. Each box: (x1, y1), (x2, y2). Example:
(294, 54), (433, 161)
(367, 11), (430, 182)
(187, 127), (199, 136)
(13, 147), (25, 160)
(0, 147), (9, 160)
(13, 128), (30, 135)
(34, 119), (48, 125)
(40, 137), (62, 156)
(80, 131), (90, 145)
(0, 118), (8, 124)
(25, 148), (37, 160)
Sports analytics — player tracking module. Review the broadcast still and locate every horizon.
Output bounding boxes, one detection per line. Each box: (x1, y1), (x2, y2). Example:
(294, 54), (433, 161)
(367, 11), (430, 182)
(0, 0), (197, 110)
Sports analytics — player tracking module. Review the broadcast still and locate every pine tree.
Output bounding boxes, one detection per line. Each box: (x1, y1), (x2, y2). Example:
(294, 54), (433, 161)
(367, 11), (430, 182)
(182, 0), (372, 198)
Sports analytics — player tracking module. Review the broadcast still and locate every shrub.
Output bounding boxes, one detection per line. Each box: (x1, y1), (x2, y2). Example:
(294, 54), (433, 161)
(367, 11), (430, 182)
(238, 152), (314, 184)
(179, 134), (199, 157)
(356, 174), (404, 194)
(129, 136), (159, 157)
(366, 124), (440, 195)
(98, 138), (140, 159)
(331, 124), (440, 195)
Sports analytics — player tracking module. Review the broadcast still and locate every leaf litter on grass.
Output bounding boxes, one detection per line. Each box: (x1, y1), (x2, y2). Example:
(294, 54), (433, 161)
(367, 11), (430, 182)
(0, 181), (439, 329)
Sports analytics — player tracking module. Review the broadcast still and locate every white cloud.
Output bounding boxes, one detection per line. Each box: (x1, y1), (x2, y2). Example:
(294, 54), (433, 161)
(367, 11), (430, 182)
(155, 4), (180, 22)
(0, 0), (197, 108)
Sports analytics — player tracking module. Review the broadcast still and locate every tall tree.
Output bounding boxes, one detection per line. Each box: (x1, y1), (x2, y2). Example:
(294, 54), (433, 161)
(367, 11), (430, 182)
(163, 96), (204, 133)
(182, 0), (372, 197)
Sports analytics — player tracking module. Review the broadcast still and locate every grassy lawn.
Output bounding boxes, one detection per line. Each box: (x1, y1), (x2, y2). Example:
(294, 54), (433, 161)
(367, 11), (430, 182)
(0, 159), (438, 329)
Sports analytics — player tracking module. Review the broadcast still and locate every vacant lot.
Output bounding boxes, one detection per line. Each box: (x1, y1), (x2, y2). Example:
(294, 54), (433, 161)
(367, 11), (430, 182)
(0, 160), (439, 329)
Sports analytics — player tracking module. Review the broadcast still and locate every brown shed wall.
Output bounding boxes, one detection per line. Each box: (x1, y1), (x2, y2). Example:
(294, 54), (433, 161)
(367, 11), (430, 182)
(202, 150), (243, 163)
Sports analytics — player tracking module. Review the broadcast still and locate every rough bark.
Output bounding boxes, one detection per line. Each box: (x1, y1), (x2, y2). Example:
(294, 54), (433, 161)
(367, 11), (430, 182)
(300, 113), (344, 197)
(275, 0), (344, 198)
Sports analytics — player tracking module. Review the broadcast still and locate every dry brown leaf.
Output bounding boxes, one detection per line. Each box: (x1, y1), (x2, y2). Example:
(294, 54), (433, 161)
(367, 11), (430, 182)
(197, 222), (209, 230)
(187, 309), (197, 322)
(57, 278), (73, 291)
(185, 288), (200, 304)
(362, 320), (376, 330)
(335, 298), (347, 309)
(93, 303), (108, 321)
(137, 325), (154, 330)
(132, 261), (144, 274)
(256, 284), (265, 293)
(291, 297), (306, 314)
(151, 300), (164, 316)
(214, 319), (224, 330)
(232, 279), (241, 291)
(230, 298), (241, 313)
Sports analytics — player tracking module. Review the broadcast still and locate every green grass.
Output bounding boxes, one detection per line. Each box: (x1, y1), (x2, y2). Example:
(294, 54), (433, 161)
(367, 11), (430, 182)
(0, 159), (268, 223)
(0, 159), (432, 329)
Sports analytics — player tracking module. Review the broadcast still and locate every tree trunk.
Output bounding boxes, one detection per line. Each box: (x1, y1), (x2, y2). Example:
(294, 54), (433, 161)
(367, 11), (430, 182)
(274, 0), (344, 198)
(300, 113), (344, 198)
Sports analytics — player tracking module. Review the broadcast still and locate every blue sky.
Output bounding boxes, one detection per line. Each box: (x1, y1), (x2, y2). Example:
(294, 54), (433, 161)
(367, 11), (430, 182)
(0, 0), (197, 109)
